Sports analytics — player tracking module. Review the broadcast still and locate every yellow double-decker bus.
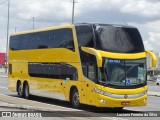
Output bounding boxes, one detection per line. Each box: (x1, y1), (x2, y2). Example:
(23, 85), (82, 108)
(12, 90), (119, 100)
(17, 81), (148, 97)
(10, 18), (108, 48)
(8, 23), (156, 109)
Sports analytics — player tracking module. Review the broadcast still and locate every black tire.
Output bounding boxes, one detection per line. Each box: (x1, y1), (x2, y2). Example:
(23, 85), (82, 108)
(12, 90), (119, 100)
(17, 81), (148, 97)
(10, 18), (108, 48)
(71, 88), (80, 108)
(24, 82), (30, 99)
(157, 83), (159, 85)
(114, 107), (124, 111)
(17, 83), (23, 98)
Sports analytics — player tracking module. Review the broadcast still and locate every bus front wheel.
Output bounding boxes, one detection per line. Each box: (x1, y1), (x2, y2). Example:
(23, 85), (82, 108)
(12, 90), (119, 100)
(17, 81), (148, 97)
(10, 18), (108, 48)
(24, 82), (30, 99)
(71, 88), (80, 108)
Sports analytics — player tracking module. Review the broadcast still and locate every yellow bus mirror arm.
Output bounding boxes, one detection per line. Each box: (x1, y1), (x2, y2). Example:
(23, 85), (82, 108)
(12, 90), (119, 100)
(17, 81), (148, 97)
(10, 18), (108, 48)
(145, 50), (157, 67)
(81, 47), (102, 67)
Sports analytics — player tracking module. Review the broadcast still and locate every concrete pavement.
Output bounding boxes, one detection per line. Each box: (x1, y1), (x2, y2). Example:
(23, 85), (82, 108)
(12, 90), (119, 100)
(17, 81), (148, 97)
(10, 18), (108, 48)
(0, 94), (80, 112)
(148, 91), (160, 97)
(0, 68), (5, 73)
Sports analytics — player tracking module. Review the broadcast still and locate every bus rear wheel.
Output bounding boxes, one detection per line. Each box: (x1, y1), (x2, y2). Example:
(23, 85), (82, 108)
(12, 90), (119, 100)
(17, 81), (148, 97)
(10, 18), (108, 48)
(24, 82), (30, 99)
(17, 83), (23, 98)
(71, 88), (80, 108)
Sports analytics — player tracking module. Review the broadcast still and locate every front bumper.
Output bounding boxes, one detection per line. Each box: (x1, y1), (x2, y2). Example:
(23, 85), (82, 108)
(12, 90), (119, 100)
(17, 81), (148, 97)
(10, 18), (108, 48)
(95, 94), (147, 107)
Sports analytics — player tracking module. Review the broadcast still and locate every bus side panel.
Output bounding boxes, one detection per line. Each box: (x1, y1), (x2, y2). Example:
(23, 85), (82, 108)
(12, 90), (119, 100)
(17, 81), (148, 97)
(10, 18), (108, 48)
(8, 62), (27, 92)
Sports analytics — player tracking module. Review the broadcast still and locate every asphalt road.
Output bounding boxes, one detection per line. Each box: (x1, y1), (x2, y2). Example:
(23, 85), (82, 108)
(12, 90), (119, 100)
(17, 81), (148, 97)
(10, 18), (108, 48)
(148, 85), (160, 93)
(0, 75), (160, 119)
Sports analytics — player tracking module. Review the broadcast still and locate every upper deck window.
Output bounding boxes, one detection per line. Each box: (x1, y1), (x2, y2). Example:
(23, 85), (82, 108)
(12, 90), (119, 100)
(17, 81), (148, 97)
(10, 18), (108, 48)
(9, 28), (74, 51)
(75, 26), (94, 48)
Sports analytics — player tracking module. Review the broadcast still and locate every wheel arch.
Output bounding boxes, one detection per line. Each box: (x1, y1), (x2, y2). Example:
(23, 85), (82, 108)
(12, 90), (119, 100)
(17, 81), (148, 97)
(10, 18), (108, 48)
(69, 86), (78, 101)
(23, 80), (29, 87)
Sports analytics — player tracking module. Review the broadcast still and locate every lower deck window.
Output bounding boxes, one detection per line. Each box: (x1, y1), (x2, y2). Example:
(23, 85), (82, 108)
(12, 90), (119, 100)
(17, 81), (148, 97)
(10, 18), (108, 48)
(28, 62), (78, 80)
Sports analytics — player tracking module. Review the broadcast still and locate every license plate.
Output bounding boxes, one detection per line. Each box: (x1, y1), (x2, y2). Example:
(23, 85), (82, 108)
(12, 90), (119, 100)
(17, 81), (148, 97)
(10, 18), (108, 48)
(121, 101), (130, 106)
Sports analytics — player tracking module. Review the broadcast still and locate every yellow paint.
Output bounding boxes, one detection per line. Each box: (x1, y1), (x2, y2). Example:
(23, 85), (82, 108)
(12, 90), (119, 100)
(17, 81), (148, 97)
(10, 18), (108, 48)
(81, 47), (146, 67)
(145, 50), (157, 67)
(81, 47), (102, 67)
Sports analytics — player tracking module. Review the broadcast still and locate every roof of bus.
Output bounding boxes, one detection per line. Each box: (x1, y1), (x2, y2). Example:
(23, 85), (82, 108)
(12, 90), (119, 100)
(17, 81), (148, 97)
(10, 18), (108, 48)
(10, 23), (136, 36)
(75, 23), (136, 28)
(10, 24), (74, 36)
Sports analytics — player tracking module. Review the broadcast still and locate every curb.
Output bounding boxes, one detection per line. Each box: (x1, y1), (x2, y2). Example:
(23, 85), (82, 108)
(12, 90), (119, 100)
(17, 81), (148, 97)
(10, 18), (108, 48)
(0, 94), (79, 112)
(148, 91), (160, 97)
(0, 75), (7, 78)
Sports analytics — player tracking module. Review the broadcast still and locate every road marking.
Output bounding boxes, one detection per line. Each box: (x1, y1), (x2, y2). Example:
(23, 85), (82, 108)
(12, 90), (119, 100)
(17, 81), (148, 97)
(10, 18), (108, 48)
(0, 86), (8, 89)
(0, 75), (7, 78)
(103, 117), (128, 120)
(0, 81), (8, 83)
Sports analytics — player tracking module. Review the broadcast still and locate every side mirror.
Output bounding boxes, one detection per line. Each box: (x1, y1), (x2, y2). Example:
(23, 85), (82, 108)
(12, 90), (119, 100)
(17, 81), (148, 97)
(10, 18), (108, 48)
(145, 50), (157, 67)
(81, 47), (102, 67)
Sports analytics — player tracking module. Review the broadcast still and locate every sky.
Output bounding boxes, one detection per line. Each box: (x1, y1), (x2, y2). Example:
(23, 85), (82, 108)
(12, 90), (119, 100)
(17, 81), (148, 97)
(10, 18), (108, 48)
(0, 0), (160, 53)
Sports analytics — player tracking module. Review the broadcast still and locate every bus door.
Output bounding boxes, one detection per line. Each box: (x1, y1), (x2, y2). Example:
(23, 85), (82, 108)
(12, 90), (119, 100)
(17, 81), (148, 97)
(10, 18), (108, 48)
(81, 78), (96, 105)
(86, 80), (96, 105)
(61, 63), (78, 101)
(82, 63), (96, 105)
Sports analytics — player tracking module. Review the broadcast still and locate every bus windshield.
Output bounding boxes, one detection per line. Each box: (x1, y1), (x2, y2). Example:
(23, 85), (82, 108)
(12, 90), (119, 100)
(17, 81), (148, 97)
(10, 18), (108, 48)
(99, 58), (146, 86)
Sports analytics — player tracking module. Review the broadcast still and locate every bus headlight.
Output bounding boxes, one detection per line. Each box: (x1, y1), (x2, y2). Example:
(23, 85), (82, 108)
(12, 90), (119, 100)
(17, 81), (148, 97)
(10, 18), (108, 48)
(94, 88), (111, 97)
(94, 88), (147, 99)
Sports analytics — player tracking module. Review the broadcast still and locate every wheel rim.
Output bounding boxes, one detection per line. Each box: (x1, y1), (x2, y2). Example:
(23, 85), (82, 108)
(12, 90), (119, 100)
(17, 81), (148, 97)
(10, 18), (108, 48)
(18, 85), (22, 96)
(73, 91), (79, 106)
(25, 85), (29, 97)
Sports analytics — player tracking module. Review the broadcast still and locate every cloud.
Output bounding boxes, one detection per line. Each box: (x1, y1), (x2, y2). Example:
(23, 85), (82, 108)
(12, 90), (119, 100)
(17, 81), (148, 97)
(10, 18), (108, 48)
(143, 41), (153, 51)
(143, 32), (160, 51)
(121, 0), (160, 17)
(0, 0), (160, 53)
(11, 0), (72, 22)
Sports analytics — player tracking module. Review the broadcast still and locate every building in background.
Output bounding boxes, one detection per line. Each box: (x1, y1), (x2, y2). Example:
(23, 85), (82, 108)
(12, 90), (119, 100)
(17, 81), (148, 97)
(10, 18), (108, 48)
(147, 51), (160, 79)
(0, 53), (6, 67)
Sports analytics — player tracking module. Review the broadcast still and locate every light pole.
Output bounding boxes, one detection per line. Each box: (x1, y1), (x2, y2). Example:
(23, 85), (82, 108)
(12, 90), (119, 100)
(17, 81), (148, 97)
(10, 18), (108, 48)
(32, 17), (35, 30)
(15, 27), (17, 33)
(71, 0), (77, 24)
(5, 0), (10, 73)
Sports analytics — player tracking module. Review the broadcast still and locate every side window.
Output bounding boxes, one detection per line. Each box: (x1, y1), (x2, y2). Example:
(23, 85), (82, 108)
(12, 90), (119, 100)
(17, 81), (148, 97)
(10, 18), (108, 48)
(82, 64), (87, 77)
(28, 62), (78, 80)
(63, 29), (75, 51)
(48, 30), (65, 48)
(60, 64), (66, 79)
(88, 64), (96, 81)
(9, 28), (74, 51)
(27, 33), (38, 49)
(75, 26), (94, 48)
(28, 63), (61, 79)
(66, 65), (78, 80)
(49, 28), (74, 50)
(10, 35), (22, 50)
(82, 62), (96, 82)
(38, 32), (49, 49)
(52, 64), (61, 79)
